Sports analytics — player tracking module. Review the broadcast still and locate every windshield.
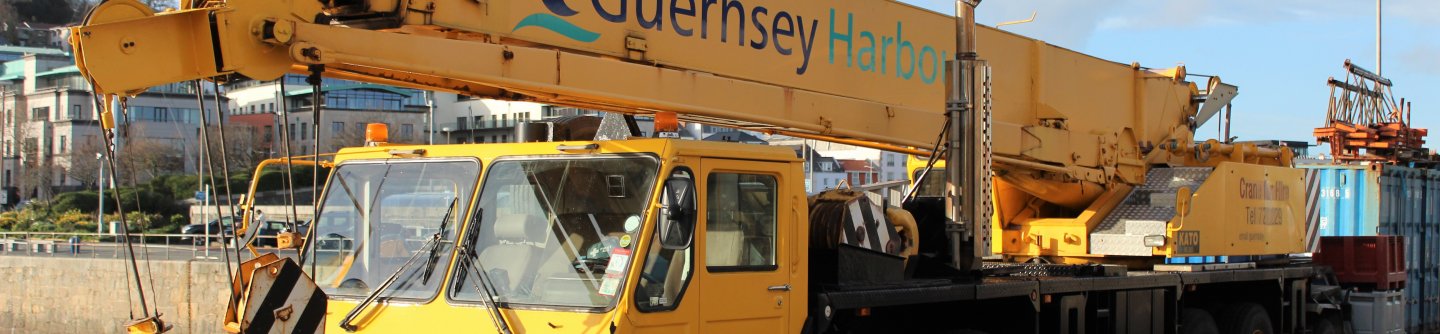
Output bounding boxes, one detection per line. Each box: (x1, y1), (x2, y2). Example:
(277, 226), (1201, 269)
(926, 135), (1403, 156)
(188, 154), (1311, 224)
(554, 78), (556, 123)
(306, 159), (480, 300)
(450, 156), (659, 309)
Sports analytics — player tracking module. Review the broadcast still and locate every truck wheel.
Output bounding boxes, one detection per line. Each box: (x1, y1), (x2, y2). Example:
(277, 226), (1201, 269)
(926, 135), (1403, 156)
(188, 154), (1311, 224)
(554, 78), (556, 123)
(1180, 308), (1219, 334)
(942, 330), (988, 334)
(1218, 303), (1272, 334)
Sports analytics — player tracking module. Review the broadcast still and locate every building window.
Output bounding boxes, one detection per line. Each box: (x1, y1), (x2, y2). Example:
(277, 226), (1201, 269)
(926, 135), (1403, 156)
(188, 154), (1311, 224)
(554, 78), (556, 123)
(300, 122), (308, 139)
(58, 136), (65, 153)
(263, 125), (274, 142)
(323, 89), (410, 111)
(400, 124), (414, 139)
(31, 107), (49, 120)
(354, 123), (365, 135)
(70, 104), (82, 119)
(332, 122), (344, 134)
(268, 103), (275, 113)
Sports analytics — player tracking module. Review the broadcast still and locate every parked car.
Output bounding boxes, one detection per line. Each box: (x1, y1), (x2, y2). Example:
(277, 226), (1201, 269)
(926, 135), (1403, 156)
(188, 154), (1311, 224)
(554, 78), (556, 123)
(252, 220), (310, 247)
(181, 216), (235, 245)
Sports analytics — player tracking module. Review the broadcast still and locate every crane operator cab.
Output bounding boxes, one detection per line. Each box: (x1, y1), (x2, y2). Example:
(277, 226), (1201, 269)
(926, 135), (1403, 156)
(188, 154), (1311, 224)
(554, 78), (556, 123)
(298, 138), (808, 333)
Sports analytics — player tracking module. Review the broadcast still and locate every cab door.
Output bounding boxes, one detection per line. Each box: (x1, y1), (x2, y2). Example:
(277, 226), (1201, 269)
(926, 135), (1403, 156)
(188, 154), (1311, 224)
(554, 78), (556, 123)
(698, 159), (791, 333)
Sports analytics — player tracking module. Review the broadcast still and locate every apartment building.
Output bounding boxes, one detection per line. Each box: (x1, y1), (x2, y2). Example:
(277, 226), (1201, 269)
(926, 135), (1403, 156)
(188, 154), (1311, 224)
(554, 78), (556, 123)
(0, 52), (214, 203)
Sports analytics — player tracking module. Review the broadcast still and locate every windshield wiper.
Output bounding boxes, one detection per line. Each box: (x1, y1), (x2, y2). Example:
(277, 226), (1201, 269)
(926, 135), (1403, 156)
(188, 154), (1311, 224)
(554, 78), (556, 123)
(421, 197), (460, 284)
(457, 208), (515, 334)
(337, 197), (455, 332)
(337, 233), (438, 331)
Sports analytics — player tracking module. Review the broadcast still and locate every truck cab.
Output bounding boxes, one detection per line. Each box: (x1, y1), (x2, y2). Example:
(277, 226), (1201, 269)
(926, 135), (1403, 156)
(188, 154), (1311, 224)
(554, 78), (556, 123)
(305, 139), (809, 333)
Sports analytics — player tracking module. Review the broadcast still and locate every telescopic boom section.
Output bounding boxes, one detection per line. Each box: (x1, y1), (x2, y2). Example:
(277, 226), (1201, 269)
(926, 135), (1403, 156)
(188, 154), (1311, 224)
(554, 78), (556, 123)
(72, 0), (965, 150)
(73, 0), (1272, 211)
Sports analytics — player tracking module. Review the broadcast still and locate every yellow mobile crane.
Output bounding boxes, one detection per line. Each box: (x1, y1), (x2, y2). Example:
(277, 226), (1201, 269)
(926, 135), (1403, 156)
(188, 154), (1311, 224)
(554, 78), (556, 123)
(72, 0), (1331, 333)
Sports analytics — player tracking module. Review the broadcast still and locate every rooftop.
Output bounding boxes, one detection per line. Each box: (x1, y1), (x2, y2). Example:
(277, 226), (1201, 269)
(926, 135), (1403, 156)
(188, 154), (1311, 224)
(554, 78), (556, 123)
(34, 65), (79, 77)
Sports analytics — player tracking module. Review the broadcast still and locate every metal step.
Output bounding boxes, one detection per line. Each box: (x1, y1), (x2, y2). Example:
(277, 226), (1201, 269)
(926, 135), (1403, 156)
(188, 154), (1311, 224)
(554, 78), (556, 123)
(1090, 167), (1213, 256)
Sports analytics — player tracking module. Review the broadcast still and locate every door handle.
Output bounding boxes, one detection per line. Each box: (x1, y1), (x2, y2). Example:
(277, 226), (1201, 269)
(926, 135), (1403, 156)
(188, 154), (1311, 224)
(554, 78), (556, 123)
(767, 284), (791, 291)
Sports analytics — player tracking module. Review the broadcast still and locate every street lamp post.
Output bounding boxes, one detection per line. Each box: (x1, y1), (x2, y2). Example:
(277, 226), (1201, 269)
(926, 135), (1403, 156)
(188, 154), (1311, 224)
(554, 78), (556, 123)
(96, 152), (103, 234)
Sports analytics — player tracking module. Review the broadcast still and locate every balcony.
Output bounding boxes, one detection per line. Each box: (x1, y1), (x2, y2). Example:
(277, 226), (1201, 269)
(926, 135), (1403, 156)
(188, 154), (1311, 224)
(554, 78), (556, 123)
(445, 120), (519, 132)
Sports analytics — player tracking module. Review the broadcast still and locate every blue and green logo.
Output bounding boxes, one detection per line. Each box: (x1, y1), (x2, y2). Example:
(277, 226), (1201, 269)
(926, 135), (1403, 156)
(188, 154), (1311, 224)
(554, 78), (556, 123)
(513, 0), (951, 83)
(512, 0), (602, 42)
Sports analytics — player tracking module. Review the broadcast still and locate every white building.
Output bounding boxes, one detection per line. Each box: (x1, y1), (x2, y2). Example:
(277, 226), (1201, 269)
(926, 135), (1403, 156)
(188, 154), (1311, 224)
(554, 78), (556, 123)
(770, 136), (909, 183)
(787, 145), (847, 195)
(433, 95), (545, 144)
(0, 52), (214, 203)
(222, 75), (430, 155)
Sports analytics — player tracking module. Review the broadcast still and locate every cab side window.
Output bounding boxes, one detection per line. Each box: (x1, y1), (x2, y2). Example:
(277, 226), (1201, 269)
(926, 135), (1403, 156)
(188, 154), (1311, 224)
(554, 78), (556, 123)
(705, 173), (777, 271)
(635, 168), (695, 311)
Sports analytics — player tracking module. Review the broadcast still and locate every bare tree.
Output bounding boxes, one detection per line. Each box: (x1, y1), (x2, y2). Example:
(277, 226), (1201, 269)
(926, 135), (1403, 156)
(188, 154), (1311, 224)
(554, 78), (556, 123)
(116, 136), (183, 182)
(5, 109), (55, 201)
(65, 140), (103, 189)
(201, 123), (268, 173)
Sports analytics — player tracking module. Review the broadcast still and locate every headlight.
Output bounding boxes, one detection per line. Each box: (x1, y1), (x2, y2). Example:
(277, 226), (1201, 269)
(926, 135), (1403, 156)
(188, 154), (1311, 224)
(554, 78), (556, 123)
(1143, 235), (1167, 247)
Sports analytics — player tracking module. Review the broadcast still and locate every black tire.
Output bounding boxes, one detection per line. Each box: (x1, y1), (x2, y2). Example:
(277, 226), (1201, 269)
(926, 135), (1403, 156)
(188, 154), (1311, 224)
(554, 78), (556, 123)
(1180, 308), (1220, 334)
(942, 330), (988, 334)
(1217, 303), (1272, 334)
(1308, 314), (1341, 334)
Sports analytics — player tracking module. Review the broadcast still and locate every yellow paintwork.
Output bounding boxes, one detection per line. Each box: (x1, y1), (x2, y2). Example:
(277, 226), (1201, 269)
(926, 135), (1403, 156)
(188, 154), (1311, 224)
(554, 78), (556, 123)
(907, 146), (1309, 262)
(298, 139), (807, 333)
(1156, 162), (1308, 257)
(69, 0), (1319, 330)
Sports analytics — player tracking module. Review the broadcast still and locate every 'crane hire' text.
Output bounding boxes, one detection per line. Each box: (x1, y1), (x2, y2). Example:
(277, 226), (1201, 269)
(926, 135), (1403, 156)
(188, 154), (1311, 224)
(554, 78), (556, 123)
(1238, 178), (1290, 201)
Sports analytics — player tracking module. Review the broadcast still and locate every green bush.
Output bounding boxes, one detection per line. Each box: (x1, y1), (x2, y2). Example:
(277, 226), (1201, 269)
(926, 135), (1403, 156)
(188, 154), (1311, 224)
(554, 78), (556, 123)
(51, 191), (100, 213)
(164, 175), (201, 200)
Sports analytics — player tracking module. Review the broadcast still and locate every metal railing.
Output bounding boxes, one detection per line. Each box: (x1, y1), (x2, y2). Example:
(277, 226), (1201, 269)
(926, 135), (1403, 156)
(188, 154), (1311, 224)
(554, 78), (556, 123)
(0, 231), (294, 261)
(851, 179), (911, 207)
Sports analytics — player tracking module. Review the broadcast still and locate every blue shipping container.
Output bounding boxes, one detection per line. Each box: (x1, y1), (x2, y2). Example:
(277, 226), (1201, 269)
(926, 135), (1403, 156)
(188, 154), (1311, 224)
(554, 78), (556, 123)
(1303, 164), (1440, 333)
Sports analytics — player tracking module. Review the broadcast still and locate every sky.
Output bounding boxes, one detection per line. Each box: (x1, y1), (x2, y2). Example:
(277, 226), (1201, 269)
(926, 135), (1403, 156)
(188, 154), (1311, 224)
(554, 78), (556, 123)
(900, 0), (1440, 151)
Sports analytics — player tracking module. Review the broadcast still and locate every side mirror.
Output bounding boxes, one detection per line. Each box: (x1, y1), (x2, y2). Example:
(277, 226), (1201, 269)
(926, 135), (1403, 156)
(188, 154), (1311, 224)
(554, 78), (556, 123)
(658, 176), (696, 250)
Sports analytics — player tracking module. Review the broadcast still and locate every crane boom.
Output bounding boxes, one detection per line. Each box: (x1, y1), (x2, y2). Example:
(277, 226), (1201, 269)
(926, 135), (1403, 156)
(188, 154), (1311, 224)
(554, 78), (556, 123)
(74, 0), (1224, 162)
(75, 0), (962, 149)
(68, 2), (1323, 333)
(73, 0), (1293, 262)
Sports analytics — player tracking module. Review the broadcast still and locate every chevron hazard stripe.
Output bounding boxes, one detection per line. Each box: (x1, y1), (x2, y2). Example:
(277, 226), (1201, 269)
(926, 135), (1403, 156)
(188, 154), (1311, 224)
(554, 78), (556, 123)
(242, 258), (327, 334)
(1304, 169), (1322, 253)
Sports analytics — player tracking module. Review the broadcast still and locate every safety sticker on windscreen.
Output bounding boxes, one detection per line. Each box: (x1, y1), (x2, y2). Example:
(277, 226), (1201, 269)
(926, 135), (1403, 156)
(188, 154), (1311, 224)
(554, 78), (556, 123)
(599, 248), (632, 297)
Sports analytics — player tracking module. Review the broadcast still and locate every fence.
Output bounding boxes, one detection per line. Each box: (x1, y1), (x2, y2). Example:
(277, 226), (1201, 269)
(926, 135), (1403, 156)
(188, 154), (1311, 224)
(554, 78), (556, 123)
(0, 231), (292, 261)
(851, 179), (911, 208)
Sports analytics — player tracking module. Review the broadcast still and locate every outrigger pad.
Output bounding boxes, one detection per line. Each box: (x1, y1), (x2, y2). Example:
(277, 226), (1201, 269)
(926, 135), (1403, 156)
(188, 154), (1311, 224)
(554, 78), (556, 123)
(224, 255), (327, 334)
